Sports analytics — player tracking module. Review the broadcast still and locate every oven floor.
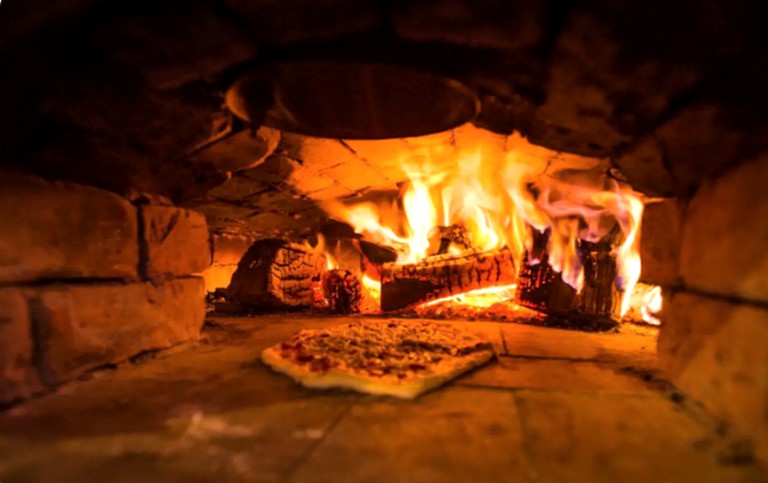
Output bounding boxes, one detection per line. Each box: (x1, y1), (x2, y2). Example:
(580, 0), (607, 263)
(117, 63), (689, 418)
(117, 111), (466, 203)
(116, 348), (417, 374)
(0, 316), (764, 482)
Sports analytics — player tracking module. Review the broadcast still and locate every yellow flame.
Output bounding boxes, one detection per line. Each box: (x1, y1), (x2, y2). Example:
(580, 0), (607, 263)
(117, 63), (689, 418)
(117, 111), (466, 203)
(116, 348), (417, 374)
(325, 128), (646, 313)
(420, 284), (518, 308)
(641, 285), (663, 326)
(362, 274), (381, 303)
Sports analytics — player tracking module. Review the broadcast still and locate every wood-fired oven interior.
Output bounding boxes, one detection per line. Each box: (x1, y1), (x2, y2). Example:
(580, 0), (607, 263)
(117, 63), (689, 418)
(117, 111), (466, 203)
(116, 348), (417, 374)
(0, 0), (766, 481)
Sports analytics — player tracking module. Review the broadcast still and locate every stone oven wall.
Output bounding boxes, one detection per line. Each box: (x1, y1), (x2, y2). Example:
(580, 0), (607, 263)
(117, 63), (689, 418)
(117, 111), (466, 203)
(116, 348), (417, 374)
(640, 155), (768, 462)
(0, 172), (211, 406)
(1, 0), (767, 465)
(203, 234), (257, 292)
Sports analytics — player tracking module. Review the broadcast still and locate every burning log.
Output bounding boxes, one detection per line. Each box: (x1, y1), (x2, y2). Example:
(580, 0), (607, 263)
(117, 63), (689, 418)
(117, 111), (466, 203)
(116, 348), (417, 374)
(381, 248), (516, 311)
(322, 269), (363, 314)
(515, 228), (621, 329)
(428, 224), (474, 255)
(578, 233), (622, 320)
(227, 239), (325, 310)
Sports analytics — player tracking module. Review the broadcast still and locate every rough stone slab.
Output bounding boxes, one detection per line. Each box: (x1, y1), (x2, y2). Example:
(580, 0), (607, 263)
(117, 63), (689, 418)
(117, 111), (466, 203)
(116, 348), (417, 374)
(91, 0), (259, 89)
(0, 172), (138, 283)
(613, 137), (676, 197)
(516, 390), (762, 482)
(0, 399), (353, 483)
(659, 291), (768, 463)
(219, 0), (378, 44)
(198, 127), (280, 173)
(0, 315), (765, 481)
(501, 323), (658, 369)
(204, 234), (254, 291)
(291, 387), (528, 482)
(33, 278), (205, 384)
(393, 0), (544, 50)
(458, 358), (649, 393)
(0, 288), (40, 404)
(141, 206), (211, 279)
(680, 155), (768, 303)
(640, 198), (683, 286)
(212, 234), (253, 266)
(658, 104), (761, 196)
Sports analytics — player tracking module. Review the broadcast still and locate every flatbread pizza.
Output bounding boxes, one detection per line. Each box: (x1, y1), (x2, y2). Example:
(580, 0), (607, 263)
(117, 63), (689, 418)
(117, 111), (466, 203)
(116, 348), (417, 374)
(261, 320), (495, 398)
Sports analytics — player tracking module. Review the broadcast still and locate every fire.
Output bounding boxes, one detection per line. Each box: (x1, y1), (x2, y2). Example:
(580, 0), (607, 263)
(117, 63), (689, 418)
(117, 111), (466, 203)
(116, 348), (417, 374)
(421, 284), (518, 308)
(324, 126), (646, 317)
(361, 274), (382, 304)
(641, 285), (663, 326)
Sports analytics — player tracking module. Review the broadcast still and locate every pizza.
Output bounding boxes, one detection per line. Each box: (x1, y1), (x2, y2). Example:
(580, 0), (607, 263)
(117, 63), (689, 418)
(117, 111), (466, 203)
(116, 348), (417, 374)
(261, 320), (495, 398)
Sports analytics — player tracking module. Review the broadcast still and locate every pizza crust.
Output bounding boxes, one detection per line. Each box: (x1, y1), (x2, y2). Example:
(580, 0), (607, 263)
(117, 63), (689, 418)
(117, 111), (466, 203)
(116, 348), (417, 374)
(261, 320), (495, 399)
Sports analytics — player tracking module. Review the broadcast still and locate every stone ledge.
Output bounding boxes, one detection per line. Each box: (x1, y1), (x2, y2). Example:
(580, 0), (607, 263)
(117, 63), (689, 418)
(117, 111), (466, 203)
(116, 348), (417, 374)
(680, 155), (768, 304)
(658, 291), (768, 462)
(30, 278), (205, 385)
(140, 206), (211, 279)
(0, 172), (139, 283)
(0, 288), (41, 404)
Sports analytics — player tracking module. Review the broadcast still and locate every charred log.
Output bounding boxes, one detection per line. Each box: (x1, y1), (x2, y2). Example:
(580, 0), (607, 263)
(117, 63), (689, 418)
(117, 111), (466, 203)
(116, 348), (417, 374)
(323, 269), (363, 314)
(428, 224), (474, 255)
(381, 248), (516, 311)
(358, 240), (398, 264)
(227, 239), (325, 310)
(578, 230), (622, 320)
(515, 253), (578, 314)
(515, 228), (621, 329)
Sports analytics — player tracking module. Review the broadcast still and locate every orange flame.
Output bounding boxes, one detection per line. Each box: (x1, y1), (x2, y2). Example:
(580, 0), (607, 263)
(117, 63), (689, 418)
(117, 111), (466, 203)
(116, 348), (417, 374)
(420, 284), (518, 308)
(325, 127), (645, 315)
(362, 274), (382, 304)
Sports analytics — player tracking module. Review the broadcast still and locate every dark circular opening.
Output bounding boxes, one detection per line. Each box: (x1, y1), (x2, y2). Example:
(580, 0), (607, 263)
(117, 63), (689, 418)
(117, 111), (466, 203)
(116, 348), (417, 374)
(226, 61), (480, 139)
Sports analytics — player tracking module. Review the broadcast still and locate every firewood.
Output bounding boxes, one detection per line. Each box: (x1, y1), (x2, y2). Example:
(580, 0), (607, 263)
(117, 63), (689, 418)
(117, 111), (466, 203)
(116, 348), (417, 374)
(380, 248), (516, 311)
(357, 239), (398, 264)
(515, 253), (578, 313)
(515, 227), (621, 328)
(228, 239), (325, 310)
(577, 233), (622, 320)
(428, 224), (474, 255)
(322, 269), (363, 314)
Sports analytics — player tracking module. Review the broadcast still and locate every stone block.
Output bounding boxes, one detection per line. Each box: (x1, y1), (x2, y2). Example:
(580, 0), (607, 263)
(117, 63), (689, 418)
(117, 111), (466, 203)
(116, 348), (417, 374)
(657, 104), (764, 196)
(212, 234), (253, 266)
(613, 137), (676, 197)
(680, 155), (768, 303)
(198, 127), (280, 174)
(516, 390), (755, 482)
(393, 0), (544, 51)
(219, 0), (378, 44)
(0, 288), (40, 404)
(91, 0), (258, 89)
(640, 199), (683, 286)
(203, 234), (254, 291)
(658, 291), (768, 462)
(457, 358), (648, 393)
(141, 206), (211, 279)
(0, 172), (138, 283)
(32, 278), (204, 385)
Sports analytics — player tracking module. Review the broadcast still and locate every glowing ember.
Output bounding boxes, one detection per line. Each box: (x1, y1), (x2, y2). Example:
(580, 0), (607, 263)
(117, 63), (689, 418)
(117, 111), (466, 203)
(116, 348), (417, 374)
(420, 284), (518, 308)
(324, 126), (647, 316)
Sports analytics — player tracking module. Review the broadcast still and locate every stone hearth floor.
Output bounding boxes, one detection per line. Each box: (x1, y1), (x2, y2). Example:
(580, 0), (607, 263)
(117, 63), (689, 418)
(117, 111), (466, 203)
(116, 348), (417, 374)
(0, 316), (765, 482)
